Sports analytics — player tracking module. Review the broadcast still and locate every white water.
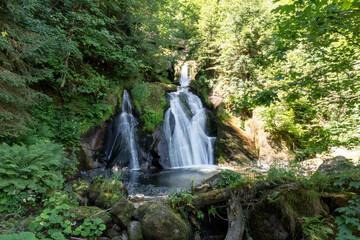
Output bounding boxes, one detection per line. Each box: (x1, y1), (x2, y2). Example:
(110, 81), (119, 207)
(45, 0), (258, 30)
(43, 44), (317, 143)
(107, 90), (139, 169)
(163, 63), (216, 168)
(179, 62), (190, 87)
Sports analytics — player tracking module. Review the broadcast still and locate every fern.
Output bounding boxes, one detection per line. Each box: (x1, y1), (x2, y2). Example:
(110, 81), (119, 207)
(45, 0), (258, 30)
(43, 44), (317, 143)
(0, 140), (75, 213)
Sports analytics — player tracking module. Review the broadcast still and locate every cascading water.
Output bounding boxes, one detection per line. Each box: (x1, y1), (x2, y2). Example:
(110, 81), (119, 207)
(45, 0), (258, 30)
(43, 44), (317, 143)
(104, 90), (139, 169)
(163, 62), (216, 168)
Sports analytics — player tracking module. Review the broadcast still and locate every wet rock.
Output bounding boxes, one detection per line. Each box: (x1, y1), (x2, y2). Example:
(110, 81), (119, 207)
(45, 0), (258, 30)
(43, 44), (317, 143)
(248, 184), (329, 240)
(141, 203), (192, 240)
(110, 198), (135, 228)
(79, 123), (108, 169)
(151, 129), (170, 169)
(71, 206), (111, 224)
(89, 179), (128, 208)
(127, 221), (143, 240)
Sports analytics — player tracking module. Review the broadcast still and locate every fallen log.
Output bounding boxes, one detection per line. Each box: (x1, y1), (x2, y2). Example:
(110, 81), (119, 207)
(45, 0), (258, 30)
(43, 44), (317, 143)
(192, 188), (233, 209)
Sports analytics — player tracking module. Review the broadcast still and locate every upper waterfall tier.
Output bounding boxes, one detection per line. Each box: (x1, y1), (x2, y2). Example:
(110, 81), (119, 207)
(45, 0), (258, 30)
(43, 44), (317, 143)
(179, 62), (190, 87)
(163, 63), (215, 167)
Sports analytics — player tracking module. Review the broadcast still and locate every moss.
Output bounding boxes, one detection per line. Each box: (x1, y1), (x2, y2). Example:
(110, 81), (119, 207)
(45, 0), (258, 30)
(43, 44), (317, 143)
(89, 179), (128, 208)
(71, 206), (111, 224)
(127, 221), (143, 240)
(110, 197), (135, 228)
(131, 81), (169, 132)
(217, 156), (226, 164)
(141, 203), (192, 240)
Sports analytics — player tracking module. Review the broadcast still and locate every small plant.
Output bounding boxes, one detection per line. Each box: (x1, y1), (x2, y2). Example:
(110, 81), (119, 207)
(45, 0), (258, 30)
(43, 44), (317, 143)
(208, 206), (216, 217)
(213, 170), (247, 189)
(197, 210), (204, 220)
(168, 188), (198, 217)
(267, 191), (281, 203)
(72, 218), (106, 238)
(29, 192), (106, 239)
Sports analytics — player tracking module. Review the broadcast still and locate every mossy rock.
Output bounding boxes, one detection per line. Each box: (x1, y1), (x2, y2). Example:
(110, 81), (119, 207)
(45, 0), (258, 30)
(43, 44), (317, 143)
(141, 203), (192, 240)
(132, 202), (152, 220)
(89, 179), (128, 208)
(127, 221), (143, 240)
(131, 82), (170, 132)
(110, 197), (135, 228)
(248, 184), (329, 240)
(71, 179), (91, 196)
(316, 156), (355, 176)
(71, 205), (111, 224)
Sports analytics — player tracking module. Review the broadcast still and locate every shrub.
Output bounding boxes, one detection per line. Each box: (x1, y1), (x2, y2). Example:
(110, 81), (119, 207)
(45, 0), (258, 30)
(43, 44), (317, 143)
(0, 140), (76, 214)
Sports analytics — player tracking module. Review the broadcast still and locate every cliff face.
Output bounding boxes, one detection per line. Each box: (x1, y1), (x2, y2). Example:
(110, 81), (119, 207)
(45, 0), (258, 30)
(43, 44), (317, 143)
(205, 80), (294, 166)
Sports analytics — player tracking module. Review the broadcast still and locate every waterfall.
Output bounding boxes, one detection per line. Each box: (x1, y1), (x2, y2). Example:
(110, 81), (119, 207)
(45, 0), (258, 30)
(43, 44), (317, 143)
(105, 90), (139, 170)
(179, 62), (190, 87)
(163, 63), (216, 168)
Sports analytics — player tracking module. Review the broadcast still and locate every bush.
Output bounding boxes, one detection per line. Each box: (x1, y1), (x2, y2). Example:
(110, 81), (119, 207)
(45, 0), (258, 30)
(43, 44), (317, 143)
(0, 140), (76, 214)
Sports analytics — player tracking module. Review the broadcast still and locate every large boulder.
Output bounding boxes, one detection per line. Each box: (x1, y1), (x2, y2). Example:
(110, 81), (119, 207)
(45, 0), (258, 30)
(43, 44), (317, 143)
(140, 203), (192, 240)
(316, 155), (354, 175)
(248, 184), (329, 240)
(89, 179), (128, 208)
(110, 197), (135, 228)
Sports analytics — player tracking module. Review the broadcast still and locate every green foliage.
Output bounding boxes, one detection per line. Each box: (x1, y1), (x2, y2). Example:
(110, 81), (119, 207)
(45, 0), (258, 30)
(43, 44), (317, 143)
(131, 82), (168, 131)
(168, 188), (198, 217)
(0, 0), (182, 144)
(302, 215), (334, 240)
(335, 172), (360, 240)
(208, 206), (216, 217)
(0, 140), (76, 214)
(29, 192), (106, 239)
(191, 0), (360, 156)
(213, 170), (248, 189)
(197, 210), (204, 220)
(335, 194), (360, 240)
